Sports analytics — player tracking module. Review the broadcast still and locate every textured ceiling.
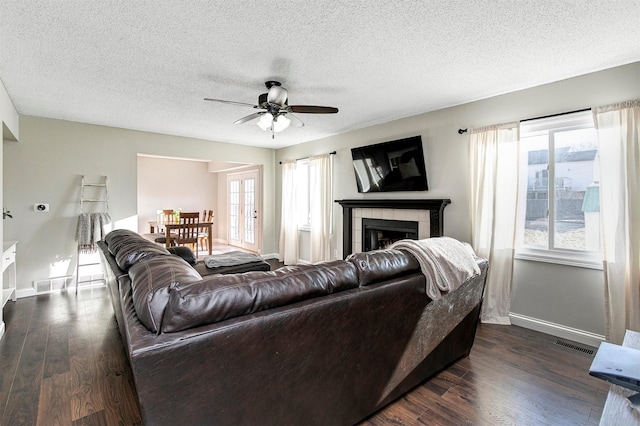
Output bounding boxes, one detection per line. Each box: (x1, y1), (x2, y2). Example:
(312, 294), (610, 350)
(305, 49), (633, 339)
(1, 1), (639, 149)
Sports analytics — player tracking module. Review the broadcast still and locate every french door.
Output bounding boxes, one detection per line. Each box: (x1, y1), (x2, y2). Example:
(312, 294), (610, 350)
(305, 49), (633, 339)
(227, 169), (261, 252)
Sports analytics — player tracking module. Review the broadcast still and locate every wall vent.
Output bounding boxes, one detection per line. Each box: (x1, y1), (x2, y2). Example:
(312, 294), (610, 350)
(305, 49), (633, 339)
(33, 276), (73, 294)
(555, 339), (595, 356)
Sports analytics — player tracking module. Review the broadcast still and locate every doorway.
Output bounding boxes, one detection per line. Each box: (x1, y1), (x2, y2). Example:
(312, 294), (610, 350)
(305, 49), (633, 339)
(227, 169), (261, 253)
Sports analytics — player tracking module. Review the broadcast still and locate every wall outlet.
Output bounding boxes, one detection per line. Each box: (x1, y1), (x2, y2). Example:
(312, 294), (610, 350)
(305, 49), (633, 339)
(34, 203), (49, 212)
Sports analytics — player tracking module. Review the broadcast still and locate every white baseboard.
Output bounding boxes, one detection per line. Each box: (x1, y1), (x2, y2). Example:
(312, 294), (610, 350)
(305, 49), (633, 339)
(261, 252), (279, 260)
(509, 312), (605, 347)
(17, 287), (37, 299)
(0, 321), (5, 342)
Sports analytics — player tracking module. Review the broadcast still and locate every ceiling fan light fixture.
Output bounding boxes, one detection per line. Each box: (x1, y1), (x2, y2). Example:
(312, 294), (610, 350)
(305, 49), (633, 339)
(272, 114), (291, 132)
(257, 113), (273, 131)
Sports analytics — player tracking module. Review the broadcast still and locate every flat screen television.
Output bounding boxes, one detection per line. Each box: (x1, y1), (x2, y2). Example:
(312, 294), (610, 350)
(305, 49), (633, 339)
(351, 136), (428, 192)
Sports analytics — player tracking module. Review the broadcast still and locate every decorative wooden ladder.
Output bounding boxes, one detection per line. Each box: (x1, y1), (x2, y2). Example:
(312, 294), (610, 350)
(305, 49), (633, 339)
(76, 175), (109, 293)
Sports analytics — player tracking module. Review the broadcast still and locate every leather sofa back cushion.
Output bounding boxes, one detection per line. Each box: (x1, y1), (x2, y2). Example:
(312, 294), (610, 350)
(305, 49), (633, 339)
(114, 238), (170, 271)
(104, 229), (171, 271)
(347, 249), (420, 286)
(105, 229), (145, 255)
(129, 256), (203, 333)
(162, 260), (358, 333)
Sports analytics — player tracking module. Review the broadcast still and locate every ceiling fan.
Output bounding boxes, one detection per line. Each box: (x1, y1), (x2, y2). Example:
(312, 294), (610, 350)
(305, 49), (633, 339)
(204, 81), (338, 138)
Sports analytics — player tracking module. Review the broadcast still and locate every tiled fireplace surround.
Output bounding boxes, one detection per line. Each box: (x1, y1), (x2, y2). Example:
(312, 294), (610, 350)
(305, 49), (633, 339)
(336, 199), (451, 258)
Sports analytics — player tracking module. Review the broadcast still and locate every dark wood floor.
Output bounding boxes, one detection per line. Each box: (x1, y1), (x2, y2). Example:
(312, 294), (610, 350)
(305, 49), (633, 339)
(0, 285), (609, 426)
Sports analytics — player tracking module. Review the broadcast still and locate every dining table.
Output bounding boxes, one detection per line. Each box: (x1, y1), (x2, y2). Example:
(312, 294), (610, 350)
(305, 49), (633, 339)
(148, 221), (213, 255)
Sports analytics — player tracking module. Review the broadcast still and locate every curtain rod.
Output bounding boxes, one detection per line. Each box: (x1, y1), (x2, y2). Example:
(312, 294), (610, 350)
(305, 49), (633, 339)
(520, 107), (592, 123)
(279, 151), (336, 164)
(457, 107), (593, 134)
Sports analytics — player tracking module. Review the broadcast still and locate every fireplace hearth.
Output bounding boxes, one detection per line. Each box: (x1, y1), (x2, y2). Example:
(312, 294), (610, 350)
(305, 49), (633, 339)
(362, 218), (418, 251)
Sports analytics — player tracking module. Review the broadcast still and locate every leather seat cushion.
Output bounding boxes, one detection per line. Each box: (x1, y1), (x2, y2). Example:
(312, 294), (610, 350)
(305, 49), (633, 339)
(347, 249), (420, 286)
(129, 255), (203, 333)
(162, 260), (358, 333)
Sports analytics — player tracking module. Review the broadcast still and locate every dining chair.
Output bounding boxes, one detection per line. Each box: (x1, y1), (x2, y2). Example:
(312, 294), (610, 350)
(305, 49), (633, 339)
(161, 209), (175, 224)
(154, 209), (179, 246)
(175, 212), (200, 257)
(198, 210), (214, 252)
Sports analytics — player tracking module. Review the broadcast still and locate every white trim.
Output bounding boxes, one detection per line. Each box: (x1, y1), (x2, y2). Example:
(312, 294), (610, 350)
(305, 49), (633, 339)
(0, 321), (5, 343)
(509, 312), (605, 347)
(515, 247), (603, 270)
(17, 287), (37, 299)
(261, 252), (279, 260)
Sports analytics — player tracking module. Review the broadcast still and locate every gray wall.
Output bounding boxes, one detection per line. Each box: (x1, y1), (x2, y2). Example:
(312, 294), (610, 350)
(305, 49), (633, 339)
(3, 116), (276, 294)
(275, 62), (640, 342)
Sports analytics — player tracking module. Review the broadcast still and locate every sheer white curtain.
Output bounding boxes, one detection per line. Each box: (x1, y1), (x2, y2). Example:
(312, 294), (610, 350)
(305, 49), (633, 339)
(279, 160), (299, 264)
(309, 154), (333, 263)
(469, 123), (519, 324)
(593, 100), (640, 344)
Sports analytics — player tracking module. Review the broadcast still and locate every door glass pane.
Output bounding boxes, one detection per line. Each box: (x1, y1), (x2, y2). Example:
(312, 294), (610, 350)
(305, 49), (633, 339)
(552, 128), (599, 250)
(244, 178), (255, 244)
(229, 179), (240, 241)
(522, 134), (549, 247)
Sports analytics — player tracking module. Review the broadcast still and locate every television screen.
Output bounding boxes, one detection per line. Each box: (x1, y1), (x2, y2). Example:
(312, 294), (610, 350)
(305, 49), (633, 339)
(351, 136), (428, 192)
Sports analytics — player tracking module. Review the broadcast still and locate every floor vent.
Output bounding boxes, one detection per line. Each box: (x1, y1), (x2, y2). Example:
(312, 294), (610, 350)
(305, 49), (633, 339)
(555, 339), (595, 355)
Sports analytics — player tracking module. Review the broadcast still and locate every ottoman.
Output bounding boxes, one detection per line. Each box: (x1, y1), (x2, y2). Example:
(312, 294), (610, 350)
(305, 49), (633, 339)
(194, 251), (271, 276)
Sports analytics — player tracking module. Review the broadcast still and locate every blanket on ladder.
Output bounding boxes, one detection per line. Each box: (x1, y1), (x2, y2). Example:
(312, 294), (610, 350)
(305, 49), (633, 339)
(77, 212), (111, 253)
(390, 237), (480, 300)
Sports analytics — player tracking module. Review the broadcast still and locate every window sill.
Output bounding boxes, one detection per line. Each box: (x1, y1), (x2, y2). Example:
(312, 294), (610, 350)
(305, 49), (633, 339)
(298, 225), (311, 232)
(515, 248), (603, 270)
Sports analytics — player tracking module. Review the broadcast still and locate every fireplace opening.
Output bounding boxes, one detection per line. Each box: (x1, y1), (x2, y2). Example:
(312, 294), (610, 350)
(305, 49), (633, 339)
(362, 218), (419, 251)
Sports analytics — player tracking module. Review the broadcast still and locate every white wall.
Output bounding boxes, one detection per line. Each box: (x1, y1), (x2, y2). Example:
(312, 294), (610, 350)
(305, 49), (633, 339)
(0, 80), (19, 142)
(3, 116), (276, 294)
(275, 61), (640, 342)
(137, 156), (218, 237)
(1, 78), (19, 339)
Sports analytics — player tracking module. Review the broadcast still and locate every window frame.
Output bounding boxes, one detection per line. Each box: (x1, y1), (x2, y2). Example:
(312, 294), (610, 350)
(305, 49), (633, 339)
(515, 110), (603, 270)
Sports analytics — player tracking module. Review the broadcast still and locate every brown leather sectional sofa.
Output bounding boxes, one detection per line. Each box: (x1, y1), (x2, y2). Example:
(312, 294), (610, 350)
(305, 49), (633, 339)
(97, 229), (488, 426)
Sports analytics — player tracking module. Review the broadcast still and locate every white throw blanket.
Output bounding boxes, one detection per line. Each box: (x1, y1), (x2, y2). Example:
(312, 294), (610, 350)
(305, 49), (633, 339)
(389, 237), (480, 300)
(76, 212), (111, 253)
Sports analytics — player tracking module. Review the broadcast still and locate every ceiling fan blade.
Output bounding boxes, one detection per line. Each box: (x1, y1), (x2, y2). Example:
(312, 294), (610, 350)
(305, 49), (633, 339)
(234, 111), (266, 124)
(267, 85), (288, 106)
(289, 105), (339, 114)
(286, 113), (305, 128)
(204, 98), (257, 108)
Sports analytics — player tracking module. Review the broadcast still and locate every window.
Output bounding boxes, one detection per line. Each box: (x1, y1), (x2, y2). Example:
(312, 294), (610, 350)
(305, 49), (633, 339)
(516, 110), (602, 268)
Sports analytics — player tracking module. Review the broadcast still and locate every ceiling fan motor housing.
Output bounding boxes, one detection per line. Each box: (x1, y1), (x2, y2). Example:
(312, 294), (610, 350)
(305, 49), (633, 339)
(258, 93), (287, 114)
